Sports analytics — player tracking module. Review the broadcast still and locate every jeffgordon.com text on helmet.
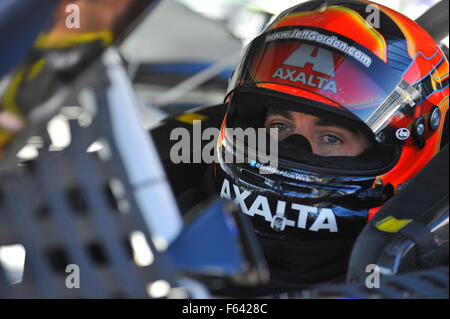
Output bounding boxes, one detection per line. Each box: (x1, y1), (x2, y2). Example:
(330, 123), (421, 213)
(169, 120), (279, 174)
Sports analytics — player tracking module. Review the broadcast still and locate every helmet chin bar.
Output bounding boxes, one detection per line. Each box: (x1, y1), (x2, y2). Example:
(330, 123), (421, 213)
(218, 133), (396, 209)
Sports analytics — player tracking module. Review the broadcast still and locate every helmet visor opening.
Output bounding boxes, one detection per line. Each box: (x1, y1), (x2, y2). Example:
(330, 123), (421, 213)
(225, 91), (400, 175)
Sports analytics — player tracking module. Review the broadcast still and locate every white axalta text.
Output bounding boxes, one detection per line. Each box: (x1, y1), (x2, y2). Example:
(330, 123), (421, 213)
(220, 179), (338, 232)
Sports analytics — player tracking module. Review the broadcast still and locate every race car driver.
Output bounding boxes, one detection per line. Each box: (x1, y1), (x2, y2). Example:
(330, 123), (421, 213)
(211, 0), (449, 288)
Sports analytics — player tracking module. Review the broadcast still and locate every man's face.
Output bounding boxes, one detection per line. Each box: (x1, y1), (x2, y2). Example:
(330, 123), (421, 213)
(264, 109), (371, 157)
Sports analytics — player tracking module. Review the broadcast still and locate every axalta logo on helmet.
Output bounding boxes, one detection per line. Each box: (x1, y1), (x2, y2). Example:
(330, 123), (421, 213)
(272, 43), (338, 94)
(395, 128), (410, 140)
(272, 68), (338, 94)
(220, 178), (338, 233)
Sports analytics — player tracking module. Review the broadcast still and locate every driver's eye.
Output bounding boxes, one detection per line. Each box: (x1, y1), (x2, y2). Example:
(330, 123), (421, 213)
(271, 122), (289, 131)
(323, 135), (342, 145)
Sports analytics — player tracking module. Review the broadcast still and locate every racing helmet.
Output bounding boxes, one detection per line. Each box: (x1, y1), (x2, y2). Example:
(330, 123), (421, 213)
(213, 0), (449, 283)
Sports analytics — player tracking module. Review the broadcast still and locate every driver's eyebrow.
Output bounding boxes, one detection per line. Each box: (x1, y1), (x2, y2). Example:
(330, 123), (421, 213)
(315, 118), (340, 127)
(266, 108), (294, 120)
(315, 118), (359, 134)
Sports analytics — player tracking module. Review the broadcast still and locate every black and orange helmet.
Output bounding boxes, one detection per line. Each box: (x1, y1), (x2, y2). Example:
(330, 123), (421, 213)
(214, 0), (449, 283)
